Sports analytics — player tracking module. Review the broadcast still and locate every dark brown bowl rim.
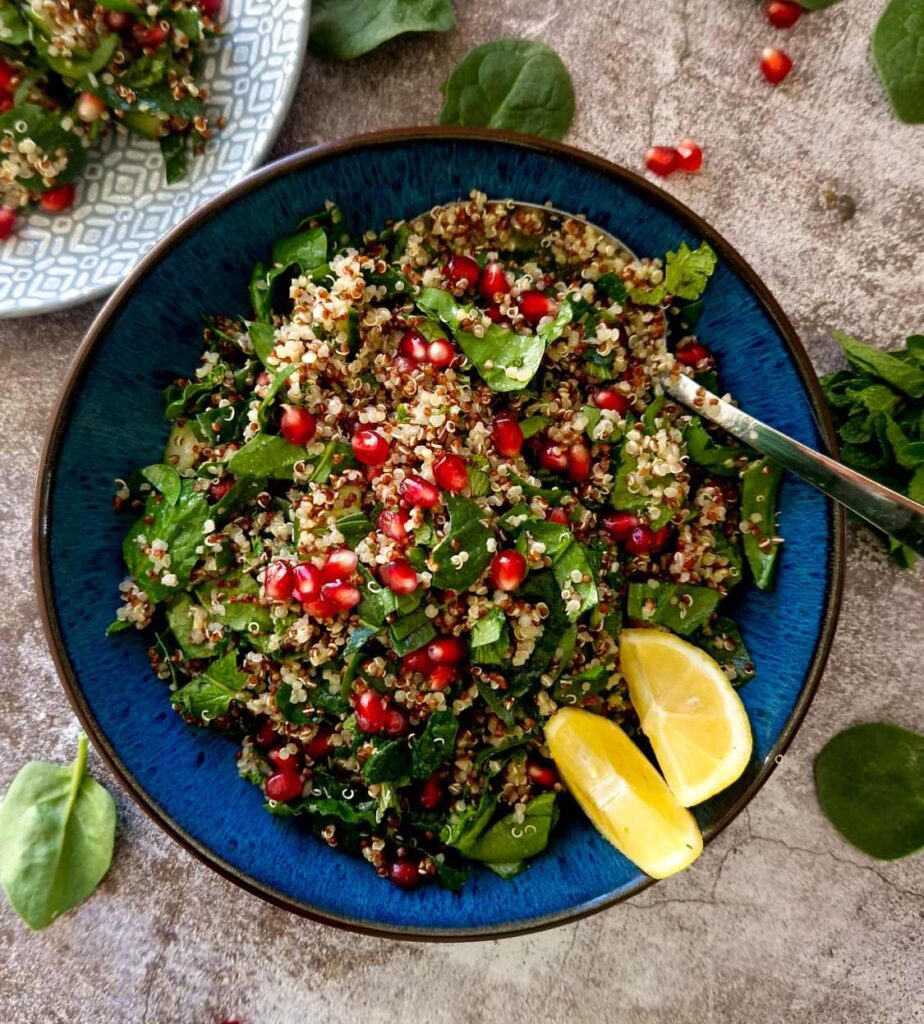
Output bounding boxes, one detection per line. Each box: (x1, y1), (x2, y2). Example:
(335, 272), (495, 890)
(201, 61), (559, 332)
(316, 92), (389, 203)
(33, 125), (846, 942)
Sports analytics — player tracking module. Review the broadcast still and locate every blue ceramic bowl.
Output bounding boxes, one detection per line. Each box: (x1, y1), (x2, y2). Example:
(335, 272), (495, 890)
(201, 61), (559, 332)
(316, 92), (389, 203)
(35, 129), (844, 939)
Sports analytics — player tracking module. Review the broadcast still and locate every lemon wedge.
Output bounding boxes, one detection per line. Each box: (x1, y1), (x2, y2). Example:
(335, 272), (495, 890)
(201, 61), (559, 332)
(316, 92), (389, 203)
(619, 628), (753, 808)
(545, 708), (703, 878)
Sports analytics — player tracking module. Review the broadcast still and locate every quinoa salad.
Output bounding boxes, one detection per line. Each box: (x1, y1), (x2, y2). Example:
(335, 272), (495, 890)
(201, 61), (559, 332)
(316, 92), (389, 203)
(110, 193), (782, 891)
(0, 0), (221, 235)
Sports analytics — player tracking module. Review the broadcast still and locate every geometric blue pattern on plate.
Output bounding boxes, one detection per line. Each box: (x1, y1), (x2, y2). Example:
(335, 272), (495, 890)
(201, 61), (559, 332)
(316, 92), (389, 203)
(0, 0), (309, 319)
(36, 130), (843, 938)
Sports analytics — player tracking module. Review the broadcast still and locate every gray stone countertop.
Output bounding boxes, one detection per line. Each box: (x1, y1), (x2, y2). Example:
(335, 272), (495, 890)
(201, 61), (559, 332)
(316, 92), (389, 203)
(1, 2), (923, 1022)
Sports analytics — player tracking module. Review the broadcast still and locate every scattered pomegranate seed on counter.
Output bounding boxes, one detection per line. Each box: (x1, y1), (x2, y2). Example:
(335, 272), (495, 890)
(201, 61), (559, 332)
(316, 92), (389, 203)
(760, 46), (793, 84)
(676, 139), (703, 172)
(645, 146), (680, 177)
(767, 0), (802, 28)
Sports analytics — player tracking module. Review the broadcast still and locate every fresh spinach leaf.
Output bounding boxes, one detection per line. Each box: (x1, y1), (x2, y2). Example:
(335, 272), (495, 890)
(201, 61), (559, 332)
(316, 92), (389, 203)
(690, 615), (756, 685)
(0, 105), (85, 190)
(166, 593), (215, 658)
(627, 581), (719, 636)
(467, 792), (557, 862)
(417, 287), (546, 392)
(308, 439), (357, 484)
(440, 789), (497, 854)
(172, 650), (249, 721)
(227, 432), (305, 479)
(470, 606), (511, 665)
(389, 606), (437, 656)
(159, 133), (188, 185)
(362, 738), (411, 784)
(439, 38), (575, 141)
(309, 0), (454, 60)
(0, 2), (29, 45)
(248, 321), (276, 366)
(196, 573), (273, 633)
(431, 495), (494, 590)
(411, 711), (458, 780)
(740, 458), (783, 591)
(0, 736), (115, 930)
(141, 463), (181, 506)
(630, 241), (717, 307)
(522, 520), (598, 620)
(815, 722), (924, 860)
(873, 0), (924, 124)
(336, 510), (374, 546)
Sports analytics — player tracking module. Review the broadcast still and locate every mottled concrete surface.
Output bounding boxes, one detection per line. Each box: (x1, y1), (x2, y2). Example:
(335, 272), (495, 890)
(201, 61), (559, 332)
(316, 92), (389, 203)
(2, 2), (923, 1022)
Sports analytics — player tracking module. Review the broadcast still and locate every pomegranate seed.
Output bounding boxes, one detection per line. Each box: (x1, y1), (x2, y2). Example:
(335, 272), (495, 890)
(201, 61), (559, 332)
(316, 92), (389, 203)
(378, 507), (411, 543)
(760, 46), (793, 84)
(199, 0), (222, 18)
(399, 474), (440, 509)
(0, 61), (18, 92)
(133, 23), (168, 47)
(444, 254), (480, 289)
(380, 558), (419, 595)
(537, 440), (568, 473)
(321, 548), (358, 583)
(527, 762), (560, 788)
(646, 147), (680, 177)
(485, 304), (505, 323)
(625, 525), (670, 556)
(279, 405), (316, 445)
(419, 774), (444, 810)
(427, 635), (466, 665)
(593, 388), (629, 414)
(0, 94), (11, 115)
(39, 183), (76, 213)
(320, 580), (361, 611)
(384, 707), (409, 737)
(76, 91), (105, 122)
(394, 355), (417, 375)
(264, 560), (296, 601)
(676, 139), (703, 173)
(675, 341), (710, 367)
(306, 729), (333, 760)
(490, 550), (527, 592)
(352, 427), (390, 466)
(567, 442), (592, 483)
(304, 596), (337, 618)
(292, 562), (321, 602)
(547, 507), (569, 525)
(208, 476), (234, 502)
(267, 747), (299, 772)
(518, 290), (557, 324)
(255, 720), (277, 748)
(479, 261), (511, 302)
(399, 328), (428, 362)
(389, 859), (420, 889)
(492, 412), (524, 457)
(602, 512), (640, 541)
(266, 771), (302, 802)
(767, 0), (801, 28)
(427, 337), (455, 368)
(256, 371), (271, 387)
(402, 648), (435, 676)
(433, 452), (468, 492)
(104, 9), (131, 29)
(354, 690), (388, 733)
(427, 665), (456, 691)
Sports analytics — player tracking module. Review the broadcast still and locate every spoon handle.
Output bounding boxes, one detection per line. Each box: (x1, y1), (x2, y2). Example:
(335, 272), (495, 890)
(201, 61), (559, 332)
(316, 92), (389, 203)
(665, 373), (924, 556)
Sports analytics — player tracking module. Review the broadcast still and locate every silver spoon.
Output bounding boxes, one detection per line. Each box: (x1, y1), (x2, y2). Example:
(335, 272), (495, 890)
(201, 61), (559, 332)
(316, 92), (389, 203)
(416, 199), (924, 556)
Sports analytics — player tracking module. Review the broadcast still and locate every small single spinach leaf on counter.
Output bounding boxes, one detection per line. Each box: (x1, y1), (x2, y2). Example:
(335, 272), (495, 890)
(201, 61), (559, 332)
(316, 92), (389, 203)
(172, 650), (249, 721)
(467, 792), (558, 863)
(0, 736), (116, 931)
(690, 615), (756, 686)
(362, 738), (411, 784)
(417, 287), (547, 392)
(411, 711), (459, 780)
(627, 581), (719, 636)
(122, 480), (210, 603)
(227, 432), (306, 479)
(141, 463), (181, 506)
(431, 494), (494, 589)
(309, 0), (454, 60)
(439, 38), (575, 141)
(873, 0), (924, 124)
(815, 722), (924, 860)
(740, 459), (783, 591)
(630, 241), (717, 307)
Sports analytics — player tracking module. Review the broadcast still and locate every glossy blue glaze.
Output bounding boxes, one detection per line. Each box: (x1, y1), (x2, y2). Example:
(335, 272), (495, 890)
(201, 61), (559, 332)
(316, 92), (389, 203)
(44, 136), (837, 936)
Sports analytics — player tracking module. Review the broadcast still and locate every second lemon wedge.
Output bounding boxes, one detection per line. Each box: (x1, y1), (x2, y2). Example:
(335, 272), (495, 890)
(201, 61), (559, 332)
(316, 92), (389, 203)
(545, 708), (703, 878)
(619, 628), (753, 808)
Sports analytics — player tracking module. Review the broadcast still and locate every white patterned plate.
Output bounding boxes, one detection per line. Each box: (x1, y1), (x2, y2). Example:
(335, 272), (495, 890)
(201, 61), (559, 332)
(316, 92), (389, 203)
(0, 0), (309, 318)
